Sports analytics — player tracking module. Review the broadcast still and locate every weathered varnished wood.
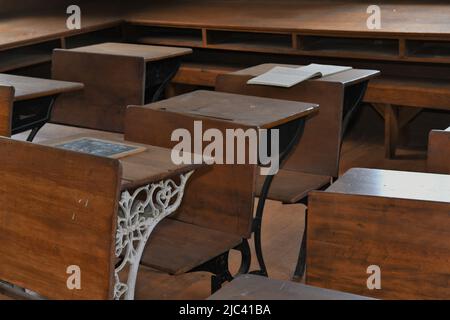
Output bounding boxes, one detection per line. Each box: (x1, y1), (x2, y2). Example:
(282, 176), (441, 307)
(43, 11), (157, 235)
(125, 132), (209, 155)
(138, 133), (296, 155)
(141, 219), (242, 275)
(209, 275), (373, 300)
(125, 105), (257, 238)
(125, 0), (450, 37)
(0, 86), (14, 137)
(40, 132), (201, 191)
(142, 90), (318, 129)
(0, 74), (83, 102)
(51, 43), (191, 132)
(307, 168), (450, 299)
(428, 126), (450, 174)
(0, 137), (121, 300)
(68, 42), (192, 61)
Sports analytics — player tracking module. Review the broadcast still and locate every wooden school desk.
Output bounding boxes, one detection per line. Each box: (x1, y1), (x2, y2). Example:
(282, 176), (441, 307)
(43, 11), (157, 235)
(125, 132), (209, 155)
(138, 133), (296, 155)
(137, 90), (318, 277)
(307, 168), (450, 299)
(217, 64), (379, 203)
(34, 132), (202, 300)
(52, 43), (192, 132)
(0, 74), (83, 141)
(217, 64), (379, 279)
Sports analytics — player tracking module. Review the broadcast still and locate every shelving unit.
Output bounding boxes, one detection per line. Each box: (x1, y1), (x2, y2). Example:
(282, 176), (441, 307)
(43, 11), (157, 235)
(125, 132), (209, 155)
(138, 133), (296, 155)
(0, 40), (61, 73)
(128, 25), (204, 48)
(406, 39), (450, 63)
(297, 35), (399, 60)
(205, 30), (295, 54)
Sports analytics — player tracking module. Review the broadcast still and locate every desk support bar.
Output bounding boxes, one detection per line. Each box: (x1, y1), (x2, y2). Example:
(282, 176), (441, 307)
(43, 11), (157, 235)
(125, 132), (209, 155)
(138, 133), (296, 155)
(251, 119), (306, 277)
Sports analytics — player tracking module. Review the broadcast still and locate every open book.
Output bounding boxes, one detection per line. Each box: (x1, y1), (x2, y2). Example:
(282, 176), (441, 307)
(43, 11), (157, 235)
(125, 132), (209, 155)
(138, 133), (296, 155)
(247, 64), (353, 88)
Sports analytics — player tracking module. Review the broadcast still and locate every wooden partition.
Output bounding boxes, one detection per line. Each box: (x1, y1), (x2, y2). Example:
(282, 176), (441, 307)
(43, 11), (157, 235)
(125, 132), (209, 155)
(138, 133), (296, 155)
(0, 86), (14, 137)
(0, 138), (121, 299)
(428, 127), (450, 174)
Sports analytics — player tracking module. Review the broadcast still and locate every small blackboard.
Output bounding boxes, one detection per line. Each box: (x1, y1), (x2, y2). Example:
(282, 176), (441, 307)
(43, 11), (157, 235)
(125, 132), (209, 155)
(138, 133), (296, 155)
(54, 137), (146, 159)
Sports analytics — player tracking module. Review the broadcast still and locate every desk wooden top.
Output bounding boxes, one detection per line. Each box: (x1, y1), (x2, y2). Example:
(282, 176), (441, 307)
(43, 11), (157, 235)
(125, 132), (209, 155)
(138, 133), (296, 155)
(40, 132), (202, 190)
(232, 64), (380, 87)
(208, 275), (373, 300)
(326, 168), (450, 204)
(68, 42), (193, 61)
(145, 90), (318, 129)
(0, 74), (84, 102)
(126, 0), (450, 37)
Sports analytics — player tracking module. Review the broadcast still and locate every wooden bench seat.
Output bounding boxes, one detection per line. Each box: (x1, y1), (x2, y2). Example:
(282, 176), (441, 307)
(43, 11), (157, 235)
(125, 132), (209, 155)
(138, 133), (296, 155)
(141, 219), (243, 275)
(365, 76), (450, 110)
(209, 275), (372, 300)
(255, 169), (331, 204)
(364, 76), (450, 158)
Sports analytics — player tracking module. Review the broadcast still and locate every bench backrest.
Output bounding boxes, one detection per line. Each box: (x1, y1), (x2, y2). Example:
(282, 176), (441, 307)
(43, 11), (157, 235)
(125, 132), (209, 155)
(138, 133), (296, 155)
(428, 127), (450, 174)
(125, 106), (256, 238)
(0, 137), (121, 299)
(0, 86), (14, 137)
(216, 64), (347, 177)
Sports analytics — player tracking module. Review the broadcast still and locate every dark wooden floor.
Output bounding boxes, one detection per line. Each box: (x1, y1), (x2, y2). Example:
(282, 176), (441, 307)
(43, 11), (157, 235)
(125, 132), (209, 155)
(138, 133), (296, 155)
(3, 104), (447, 300)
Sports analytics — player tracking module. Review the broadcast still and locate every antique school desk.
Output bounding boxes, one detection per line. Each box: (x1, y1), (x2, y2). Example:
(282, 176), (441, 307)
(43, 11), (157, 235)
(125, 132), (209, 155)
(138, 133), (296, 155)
(33, 132), (202, 300)
(135, 90), (318, 277)
(217, 64), (379, 278)
(52, 42), (192, 132)
(0, 74), (83, 141)
(307, 168), (450, 299)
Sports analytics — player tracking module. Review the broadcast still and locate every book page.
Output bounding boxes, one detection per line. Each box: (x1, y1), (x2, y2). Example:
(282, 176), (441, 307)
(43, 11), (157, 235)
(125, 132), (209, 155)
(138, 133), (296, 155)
(297, 64), (352, 77)
(247, 66), (320, 88)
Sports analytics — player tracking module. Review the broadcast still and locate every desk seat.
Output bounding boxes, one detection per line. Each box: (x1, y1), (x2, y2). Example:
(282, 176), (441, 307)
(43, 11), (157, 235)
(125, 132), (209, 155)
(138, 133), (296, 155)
(364, 75), (450, 158)
(365, 75), (450, 110)
(209, 275), (372, 300)
(255, 169), (331, 204)
(140, 219), (243, 275)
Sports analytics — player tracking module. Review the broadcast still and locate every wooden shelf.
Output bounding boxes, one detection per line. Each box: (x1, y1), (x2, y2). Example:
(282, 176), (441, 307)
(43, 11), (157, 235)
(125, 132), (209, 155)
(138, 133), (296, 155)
(298, 35), (399, 59)
(406, 40), (450, 63)
(206, 29), (294, 54)
(0, 40), (60, 72)
(127, 25), (204, 48)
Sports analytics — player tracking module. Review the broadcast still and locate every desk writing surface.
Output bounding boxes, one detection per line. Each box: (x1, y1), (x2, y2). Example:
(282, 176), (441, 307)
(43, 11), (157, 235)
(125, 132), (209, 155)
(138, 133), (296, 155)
(233, 64), (379, 87)
(69, 42), (193, 61)
(41, 132), (201, 190)
(145, 90), (318, 129)
(327, 168), (450, 204)
(0, 74), (84, 101)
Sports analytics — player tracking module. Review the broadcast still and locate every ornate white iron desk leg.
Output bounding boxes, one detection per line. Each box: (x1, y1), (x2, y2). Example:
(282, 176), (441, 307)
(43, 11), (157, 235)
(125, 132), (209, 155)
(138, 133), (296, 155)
(114, 171), (194, 300)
